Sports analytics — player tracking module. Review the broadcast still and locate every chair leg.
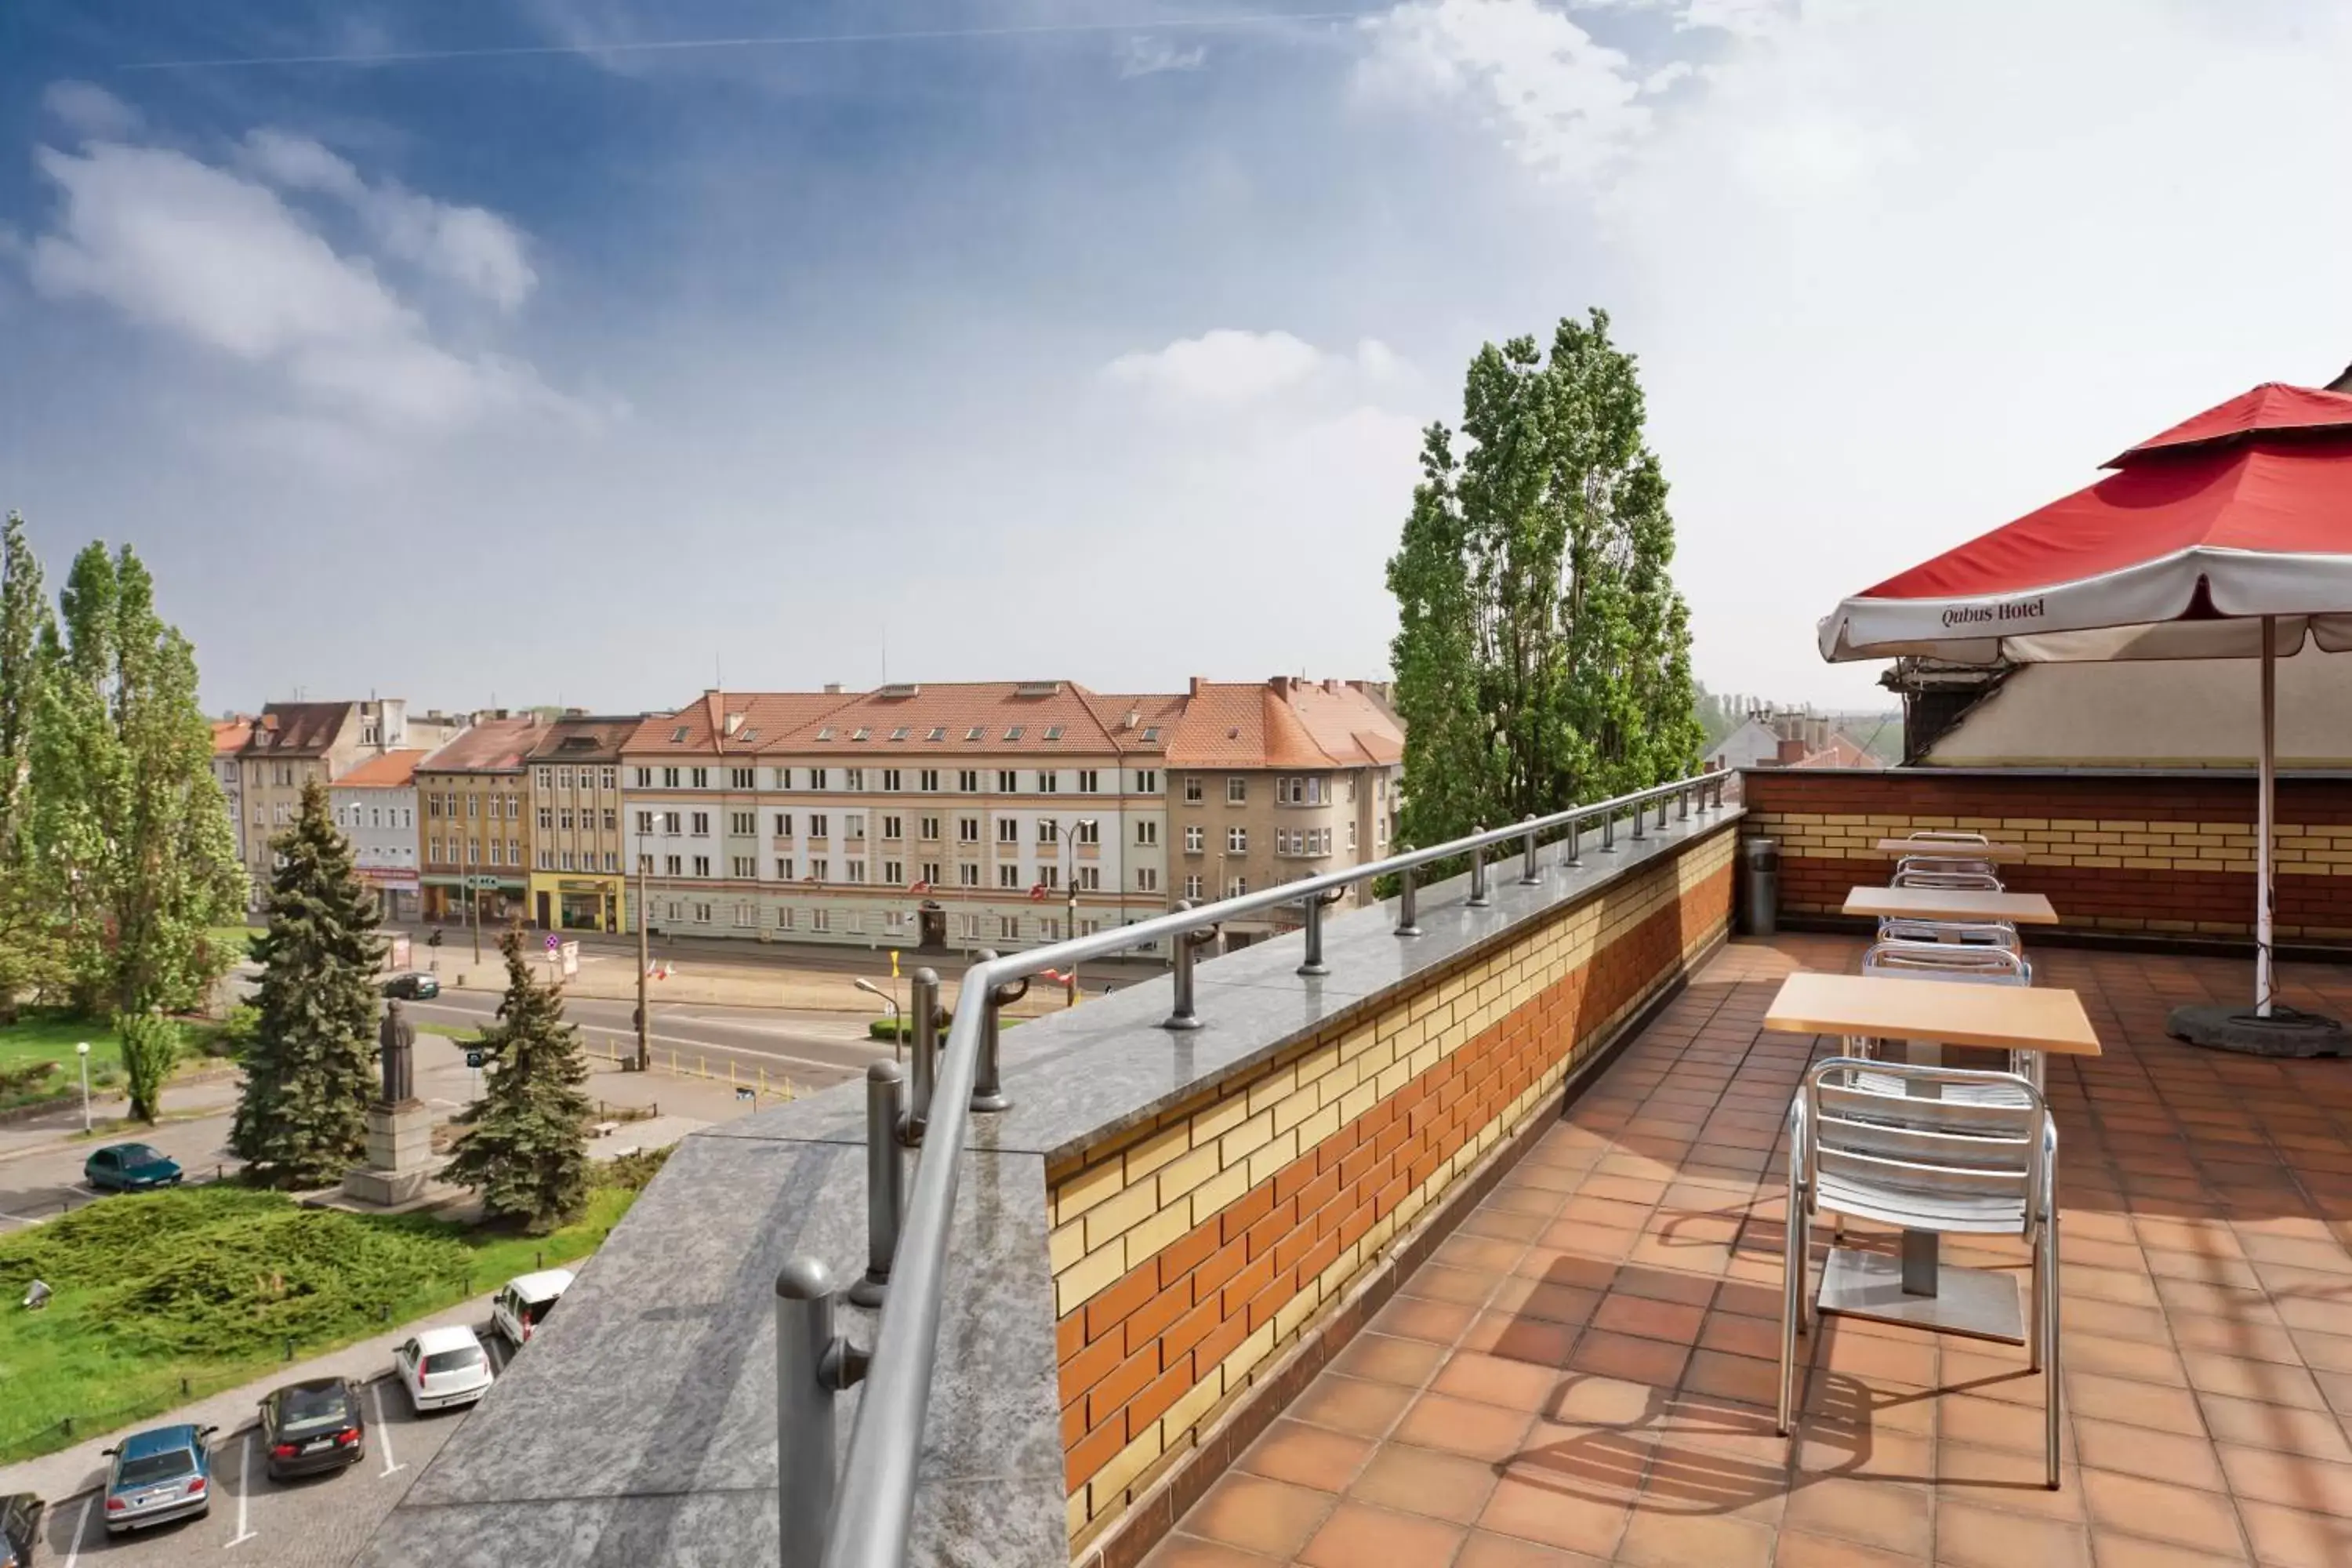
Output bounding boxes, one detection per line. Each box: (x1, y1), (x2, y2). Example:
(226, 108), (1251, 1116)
(2028, 1221), (2044, 1374)
(1779, 1192), (1804, 1436)
(2043, 1214), (2063, 1490)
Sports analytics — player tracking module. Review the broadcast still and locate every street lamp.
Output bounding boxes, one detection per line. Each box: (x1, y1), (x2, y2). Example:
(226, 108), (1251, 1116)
(853, 977), (903, 1063)
(1060, 818), (1098, 1007)
(75, 1041), (91, 1133)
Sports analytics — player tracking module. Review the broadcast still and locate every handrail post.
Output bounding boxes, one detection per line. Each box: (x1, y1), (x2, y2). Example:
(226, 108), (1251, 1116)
(1630, 799), (1646, 840)
(969, 949), (1022, 1112)
(906, 967), (941, 1143)
(777, 1258), (866, 1568)
(1563, 815), (1583, 869)
(1298, 888), (1343, 977)
(1395, 866), (1421, 937)
(1602, 810), (1617, 852)
(1468, 826), (1490, 907)
(1679, 785), (1692, 821)
(1519, 815), (1541, 886)
(1163, 901), (1213, 1030)
(1657, 793), (1671, 831)
(848, 1062), (906, 1308)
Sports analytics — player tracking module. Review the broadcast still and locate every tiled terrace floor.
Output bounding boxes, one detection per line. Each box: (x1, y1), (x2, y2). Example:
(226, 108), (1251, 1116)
(1145, 937), (2352, 1568)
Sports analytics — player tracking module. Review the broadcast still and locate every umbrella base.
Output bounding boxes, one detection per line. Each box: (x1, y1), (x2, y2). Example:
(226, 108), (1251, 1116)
(2169, 1004), (2350, 1059)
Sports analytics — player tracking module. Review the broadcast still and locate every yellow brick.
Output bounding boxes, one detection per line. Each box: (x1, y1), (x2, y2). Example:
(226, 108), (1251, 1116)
(1337, 1080), (1378, 1126)
(1219, 1108), (1276, 1167)
(1222, 1321), (1278, 1385)
(1160, 1365), (1224, 1446)
(1055, 1241), (1125, 1316)
(1246, 1063), (1298, 1118)
(1272, 1087), (1318, 1136)
(1191, 1092), (1250, 1145)
(1294, 1101), (1341, 1152)
(1188, 1161), (1250, 1225)
(1317, 1054), (1363, 1104)
(1089, 1424), (1163, 1515)
(1067, 1490), (1088, 1538)
(1121, 1200), (1192, 1269)
(1047, 1218), (1087, 1276)
(1292, 1043), (1338, 1091)
(1374, 1058), (1412, 1101)
(1123, 1122), (1189, 1183)
(1154, 1143), (1220, 1208)
(1274, 1285), (1321, 1342)
(1247, 1129), (1300, 1188)
(1054, 1156), (1124, 1225)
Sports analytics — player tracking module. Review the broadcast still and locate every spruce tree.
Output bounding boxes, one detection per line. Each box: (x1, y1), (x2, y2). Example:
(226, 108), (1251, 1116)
(446, 929), (592, 1233)
(232, 777), (383, 1185)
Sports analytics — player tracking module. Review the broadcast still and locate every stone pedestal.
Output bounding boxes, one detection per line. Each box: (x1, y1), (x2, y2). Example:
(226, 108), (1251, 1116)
(340, 1100), (436, 1207)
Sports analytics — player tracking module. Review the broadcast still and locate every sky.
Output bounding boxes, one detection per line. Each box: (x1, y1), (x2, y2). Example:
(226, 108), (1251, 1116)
(5, 0), (2352, 717)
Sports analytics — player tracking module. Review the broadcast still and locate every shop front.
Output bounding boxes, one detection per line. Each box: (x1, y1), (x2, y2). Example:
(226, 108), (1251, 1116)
(358, 867), (421, 924)
(530, 873), (622, 934)
(423, 874), (527, 929)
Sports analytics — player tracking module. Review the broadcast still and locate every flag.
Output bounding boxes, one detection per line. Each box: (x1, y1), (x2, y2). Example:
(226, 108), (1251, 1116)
(908, 880), (931, 894)
(1029, 883), (1049, 902)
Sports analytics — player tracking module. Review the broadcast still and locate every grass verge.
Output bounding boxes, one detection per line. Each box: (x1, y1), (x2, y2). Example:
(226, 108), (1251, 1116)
(0, 1157), (661, 1463)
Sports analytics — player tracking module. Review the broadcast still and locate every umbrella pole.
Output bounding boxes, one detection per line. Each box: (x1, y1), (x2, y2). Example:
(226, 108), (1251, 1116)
(2258, 615), (2276, 1018)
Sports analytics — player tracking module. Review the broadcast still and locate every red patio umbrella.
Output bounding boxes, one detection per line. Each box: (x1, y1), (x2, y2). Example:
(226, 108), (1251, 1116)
(1817, 380), (2352, 1050)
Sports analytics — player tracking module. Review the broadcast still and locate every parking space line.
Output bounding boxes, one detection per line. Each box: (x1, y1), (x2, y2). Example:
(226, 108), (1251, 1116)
(224, 1429), (258, 1547)
(373, 1381), (404, 1478)
(63, 1493), (93, 1567)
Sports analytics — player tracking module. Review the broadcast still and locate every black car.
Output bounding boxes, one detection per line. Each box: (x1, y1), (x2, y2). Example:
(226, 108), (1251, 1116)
(258, 1377), (365, 1479)
(0, 1492), (41, 1567)
(382, 971), (440, 1000)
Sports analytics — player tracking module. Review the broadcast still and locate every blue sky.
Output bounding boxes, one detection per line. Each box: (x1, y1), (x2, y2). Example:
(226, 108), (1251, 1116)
(6, 1), (2352, 715)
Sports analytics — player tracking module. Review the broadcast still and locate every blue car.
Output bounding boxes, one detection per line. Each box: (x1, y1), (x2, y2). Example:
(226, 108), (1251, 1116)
(83, 1143), (183, 1192)
(101, 1424), (215, 1534)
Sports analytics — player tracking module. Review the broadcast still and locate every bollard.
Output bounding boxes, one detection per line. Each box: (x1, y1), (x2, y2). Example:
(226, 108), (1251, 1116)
(1563, 817), (1583, 869)
(849, 1061), (906, 1308)
(1468, 826), (1490, 907)
(1520, 816), (1541, 886)
(906, 968), (942, 1141)
(535, 1249), (543, 1270)
(975, 954), (1026, 1113)
(285, 1337), (295, 1362)
(1298, 889), (1340, 977)
(1161, 902), (1211, 1031)
(775, 1258), (862, 1568)
(181, 1377), (190, 1397)
(1395, 866), (1422, 937)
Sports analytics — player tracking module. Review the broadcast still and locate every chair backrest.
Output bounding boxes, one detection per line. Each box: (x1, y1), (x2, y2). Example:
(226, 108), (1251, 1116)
(1897, 854), (1999, 879)
(1892, 868), (2004, 892)
(1902, 830), (1990, 846)
(1863, 940), (2030, 984)
(1872, 919), (2025, 956)
(1803, 1057), (2048, 1229)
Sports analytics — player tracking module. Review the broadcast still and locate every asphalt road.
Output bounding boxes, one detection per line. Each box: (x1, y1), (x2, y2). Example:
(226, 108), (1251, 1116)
(0, 1118), (244, 1232)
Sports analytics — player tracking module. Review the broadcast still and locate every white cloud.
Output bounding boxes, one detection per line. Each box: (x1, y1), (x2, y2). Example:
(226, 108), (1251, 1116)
(241, 129), (536, 310)
(1120, 37), (1209, 78)
(1102, 330), (1408, 408)
(26, 139), (587, 443)
(1359, 0), (1650, 184)
(40, 81), (143, 141)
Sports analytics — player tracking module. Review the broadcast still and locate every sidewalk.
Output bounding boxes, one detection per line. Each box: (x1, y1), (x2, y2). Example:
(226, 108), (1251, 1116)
(0, 1288), (501, 1505)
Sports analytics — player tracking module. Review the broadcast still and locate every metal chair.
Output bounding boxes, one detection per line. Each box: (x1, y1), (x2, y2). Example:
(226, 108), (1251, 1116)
(1779, 1057), (2061, 1486)
(1876, 916), (2023, 953)
(1896, 854), (2002, 881)
(1857, 942), (2043, 1095)
(1892, 866), (2005, 892)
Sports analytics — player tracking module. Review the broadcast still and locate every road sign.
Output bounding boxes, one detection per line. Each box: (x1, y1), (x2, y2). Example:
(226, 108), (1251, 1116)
(545, 933), (561, 953)
(890, 949), (899, 979)
(465, 1050), (485, 1069)
(469, 876), (502, 891)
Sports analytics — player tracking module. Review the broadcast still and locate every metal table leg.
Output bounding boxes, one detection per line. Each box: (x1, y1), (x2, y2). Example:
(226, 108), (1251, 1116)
(1901, 1039), (1941, 1295)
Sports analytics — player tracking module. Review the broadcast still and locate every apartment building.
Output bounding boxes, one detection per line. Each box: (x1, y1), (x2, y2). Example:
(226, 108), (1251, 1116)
(234, 699), (466, 906)
(619, 684), (1181, 954)
(330, 750), (428, 920)
(1164, 677), (1404, 951)
(211, 717), (252, 870)
(416, 716), (540, 926)
(525, 714), (637, 933)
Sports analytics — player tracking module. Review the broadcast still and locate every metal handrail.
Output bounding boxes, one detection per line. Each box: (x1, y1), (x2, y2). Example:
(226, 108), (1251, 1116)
(808, 767), (1732, 1568)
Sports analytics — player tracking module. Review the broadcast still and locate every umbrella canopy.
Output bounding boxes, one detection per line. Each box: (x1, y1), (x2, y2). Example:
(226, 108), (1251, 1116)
(1820, 383), (2352, 665)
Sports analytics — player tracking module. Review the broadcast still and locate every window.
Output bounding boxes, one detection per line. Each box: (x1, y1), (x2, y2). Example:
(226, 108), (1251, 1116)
(604, 852), (618, 871)
(506, 794), (521, 820)
(538, 850), (555, 870)
(881, 769), (902, 793)
(692, 855), (711, 877)
(662, 811), (683, 836)
(1184, 775), (1204, 803)
(691, 811), (710, 836)
(1227, 777), (1247, 804)
(1228, 826), (1248, 852)
(466, 839), (481, 864)
(920, 861), (941, 885)
(1136, 769), (1160, 795)
(664, 898), (681, 922)
(846, 861), (867, 884)
(1038, 865), (1060, 890)
(601, 768), (618, 790)
(884, 860), (903, 884)
(776, 906), (795, 931)
(428, 793), (443, 818)
(958, 816), (980, 844)
(919, 769), (939, 792)
(1037, 818), (1058, 844)
(809, 813), (829, 838)
(633, 767), (653, 789)
(731, 811), (756, 836)
(549, 766), (567, 790)
(1348, 821), (1359, 851)
(1184, 874), (1203, 900)
(851, 728), (870, 743)
(1137, 820), (1159, 847)
(999, 915), (1019, 940)
(996, 769), (1018, 793)
(1137, 866), (1160, 892)
(927, 728), (947, 742)
(662, 766), (681, 788)
(1227, 877), (1248, 898)
(959, 863), (980, 886)
(966, 727), (984, 742)
(559, 808), (575, 831)
(732, 856), (755, 878)
(774, 813), (793, 837)
(889, 727), (909, 742)
(1077, 769), (1099, 793)
(958, 770), (980, 793)
(735, 903), (756, 927)
(919, 815), (940, 841)
(429, 837), (443, 862)
(1079, 866), (1102, 891)
(1038, 770), (1058, 793)
(1185, 825), (1204, 852)
(693, 902), (712, 925)
(537, 807), (554, 831)
(996, 818), (1020, 844)
(811, 858), (829, 881)
(691, 767), (710, 789)
(845, 768), (865, 792)
(810, 909), (830, 933)
(666, 854), (684, 876)
(1040, 917), (1060, 942)
(1044, 725), (1063, 741)
(731, 767), (755, 789)
(882, 815), (902, 840)
(467, 794), (480, 819)
(997, 864), (1022, 888)
(560, 851), (575, 872)
(1004, 726), (1024, 742)
(774, 767), (795, 790)
(846, 814), (866, 841)
(603, 809), (617, 831)
(1076, 819), (1100, 844)
(776, 857), (793, 880)
(810, 768), (829, 790)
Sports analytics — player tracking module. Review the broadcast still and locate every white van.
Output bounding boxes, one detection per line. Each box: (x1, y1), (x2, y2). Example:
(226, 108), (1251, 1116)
(490, 1269), (575, 1348)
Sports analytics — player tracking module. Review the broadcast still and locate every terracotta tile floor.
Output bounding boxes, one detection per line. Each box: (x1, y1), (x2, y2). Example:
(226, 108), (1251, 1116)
(1145, 937), (2352, 1568)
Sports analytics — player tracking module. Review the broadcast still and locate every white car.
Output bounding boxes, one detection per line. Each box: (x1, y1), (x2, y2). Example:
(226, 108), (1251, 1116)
(394, 1326), (495, 1413)
(491, 1269), (575, 1348)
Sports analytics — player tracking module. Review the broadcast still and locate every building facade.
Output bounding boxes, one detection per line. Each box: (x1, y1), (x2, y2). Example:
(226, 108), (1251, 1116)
(234, 699), (465, 907)
(330, 750), (427, 920)
(526, 715), (637, 933)
(416, 716), (540, 927)
(211, 717), (252, 873)
(1163, 677), (1404, 951)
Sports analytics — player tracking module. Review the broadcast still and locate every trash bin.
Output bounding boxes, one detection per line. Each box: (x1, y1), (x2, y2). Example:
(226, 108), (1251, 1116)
(1741, 837), (1780, 936)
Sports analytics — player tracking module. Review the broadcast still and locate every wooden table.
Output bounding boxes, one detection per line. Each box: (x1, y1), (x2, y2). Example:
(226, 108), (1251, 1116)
(1765, 972), (2099, 1341)
(1844, 886), (2059, 925)
(1875, 837), (2031, 860)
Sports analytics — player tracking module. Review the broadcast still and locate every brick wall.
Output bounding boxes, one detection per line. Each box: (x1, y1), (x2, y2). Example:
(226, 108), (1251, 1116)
(1046, 827), (1737, 1554)
(1741, 768), (2352, 941)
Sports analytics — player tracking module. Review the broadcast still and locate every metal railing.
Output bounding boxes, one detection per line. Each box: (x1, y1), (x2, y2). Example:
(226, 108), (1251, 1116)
(779, 768), (1733, 1567)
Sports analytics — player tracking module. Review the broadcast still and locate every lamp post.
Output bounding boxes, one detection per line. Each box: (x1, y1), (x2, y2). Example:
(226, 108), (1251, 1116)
(854, 977), (903, 1063)
(635, 851), (652, 1072)
(76, 1041), (91, 1133)
(1061, 818), (1097, 1007)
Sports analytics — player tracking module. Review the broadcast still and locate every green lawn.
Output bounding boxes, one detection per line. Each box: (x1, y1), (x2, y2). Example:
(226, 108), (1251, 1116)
(0, 1171), (652, 1462)
(0, 1014), (125, 1109)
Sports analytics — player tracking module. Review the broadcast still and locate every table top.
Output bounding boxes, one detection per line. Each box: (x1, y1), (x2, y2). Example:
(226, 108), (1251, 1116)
(1845, 885), (2060, 924)
(1762, 971), (2103, 1056)
(1876, 838), (2031, 860)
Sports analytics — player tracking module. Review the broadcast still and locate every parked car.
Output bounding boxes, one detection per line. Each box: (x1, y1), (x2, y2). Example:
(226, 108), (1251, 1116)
(0, 1492), (42, 1566)
(83, 1143), (183, 1192)
(394, 1326), (494, 1412)
(258, 1377), (366, 1479)
(490, 1269), (574, 1348)
(383, 971), (440, 1000)
(100, 1425), (214, 1534)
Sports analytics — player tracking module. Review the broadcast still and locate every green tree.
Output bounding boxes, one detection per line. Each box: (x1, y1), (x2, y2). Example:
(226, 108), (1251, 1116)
(446, 930), (592, 1233)
(0, 516), (64, 1022)
(1386, 310), (1704, 853)
(115, 1010), (182, 1124)
(26, 543), (244, 1018)
(232, 778), (383, 1185)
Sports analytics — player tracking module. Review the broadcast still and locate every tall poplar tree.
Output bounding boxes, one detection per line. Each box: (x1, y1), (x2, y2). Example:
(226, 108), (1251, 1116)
(1386, 310), (1703, 852)
(446, 930), (592, 1233)
(0, 516), (61, 1018)
(232, 778), (383, 1185)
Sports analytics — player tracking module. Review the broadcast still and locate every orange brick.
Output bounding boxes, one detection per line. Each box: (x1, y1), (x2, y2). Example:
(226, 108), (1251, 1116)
(1272, 1216), (1316, 1277)
(1195, 1306), (1249, 1371)
(1338, 1197), (1377, 1250)
(1056, 1308), (1085, 1366)
(1220, 1181), (1274, 1244)
(1084, 1263), (1158, 1344)
(1194, 1236), (1247, 1304)
(1065, 1414), (1123, 1492)
(1294, 1228), (1341, 1287)
(1129, 1354), (1193, 1434)
(1294, 1165), (1341, 1223)
(1123, 1279), (1189, 1356)
(1246, 1273), (1291, 1333)
(1156, 1218), (1218, 1292)
(1060, 1327), (1123, 1403)
(1163, 1294), (1221, 1363)
(1221, 1250), (1276, 1319)
(1245, 1200), (1294, 1261)
(1087, 1345), (1158, 1428)
(1060, 1396), (1088, 1451)
(1272, 1151), (1319, 1206)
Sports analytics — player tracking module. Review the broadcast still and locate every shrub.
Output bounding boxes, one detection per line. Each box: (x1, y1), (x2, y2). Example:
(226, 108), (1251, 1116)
(114, 1011), (181, 1124)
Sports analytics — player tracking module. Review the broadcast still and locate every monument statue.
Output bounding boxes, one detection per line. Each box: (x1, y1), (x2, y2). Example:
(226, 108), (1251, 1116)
(378, 1000), (417, 1106)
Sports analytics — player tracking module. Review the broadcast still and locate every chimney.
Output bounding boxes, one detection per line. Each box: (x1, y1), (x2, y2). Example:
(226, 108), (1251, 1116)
(724, 713), (745, 737)
(1123, 709), (1140, 730)
(494, 708), (510, 720)
(1776, 737), (1808, 764)
(1269, 675), (1290, 696)
(1189, 676), (1205, 699)
(2327, 361), (2352, 396)
(824, 683), (842, 695)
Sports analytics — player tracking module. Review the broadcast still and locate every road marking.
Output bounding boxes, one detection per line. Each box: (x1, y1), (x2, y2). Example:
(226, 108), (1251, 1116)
(373, 1381), (405, 1478)
(63, 1493), (93, 1567)
(224, 1429), (258, 1546)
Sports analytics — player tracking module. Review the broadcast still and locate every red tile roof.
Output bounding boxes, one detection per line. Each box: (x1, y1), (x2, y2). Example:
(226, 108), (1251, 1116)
(764, 682), (1182, 757)
(212, 717), (254, 757)
(241, 701), (354, 757)
(622, 692), (858, 757)
(526, 716), (642, 764)
(1167, 679), (1402, 769)
(336, 749), (429, 789)
(418, 717), (541, 774)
